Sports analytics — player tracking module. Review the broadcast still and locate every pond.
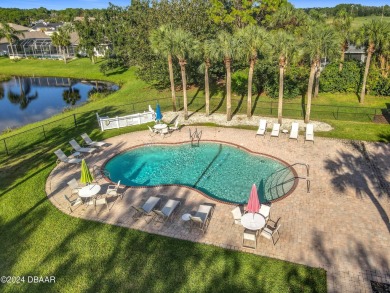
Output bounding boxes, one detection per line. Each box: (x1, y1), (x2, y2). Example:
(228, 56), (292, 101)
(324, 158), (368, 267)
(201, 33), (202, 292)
(0, 76), (118, 132)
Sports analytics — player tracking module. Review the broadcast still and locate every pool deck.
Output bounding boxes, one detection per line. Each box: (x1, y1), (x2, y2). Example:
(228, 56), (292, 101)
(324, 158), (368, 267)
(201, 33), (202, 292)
(46, 126), (390, 292)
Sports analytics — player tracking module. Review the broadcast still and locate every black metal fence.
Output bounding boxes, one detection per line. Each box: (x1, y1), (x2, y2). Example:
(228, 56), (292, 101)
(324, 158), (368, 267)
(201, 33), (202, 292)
(0, 95), (388, 158)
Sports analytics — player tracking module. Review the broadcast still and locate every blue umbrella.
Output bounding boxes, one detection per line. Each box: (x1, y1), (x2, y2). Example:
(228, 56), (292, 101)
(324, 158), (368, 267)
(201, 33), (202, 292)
(155, 104), (163, 122)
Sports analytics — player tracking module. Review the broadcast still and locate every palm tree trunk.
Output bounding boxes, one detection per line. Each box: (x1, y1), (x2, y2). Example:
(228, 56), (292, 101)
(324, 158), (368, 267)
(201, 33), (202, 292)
(314, 61), (321, 98)
(63, 47), (67, 64)
(277, 57), (285, 125)
(225, 58), (232, 121)
(379, 54), (386, 77)
(339, 44), (346, 72)
(9, 42), (14, 57)
(360, 44), (374, 104)
(168, 54), (177, 111)
(205, 59), (210, 116)
(305, 60), (317, 123)
(247, 58), (255, 117)
(179, 60), (188, 120)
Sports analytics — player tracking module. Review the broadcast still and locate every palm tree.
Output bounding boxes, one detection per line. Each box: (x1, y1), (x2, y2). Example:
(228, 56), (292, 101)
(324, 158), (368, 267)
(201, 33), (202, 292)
(236, 25), (268, 117)
(0, 23), (24, 57)
(196, 39), (218, 116)
(301, 24), (339, 123)
(270, 31), (296, 124)
(51, 25), (72, 64)
(333, 9), (352, 72)
(214, 31), (236, 121)
(7, 77), (38, 109)
(354, 20), (390, 103)
(63, 88), (81, 105)
(150, 25), (177, 112)
(172, 29), (197, 120)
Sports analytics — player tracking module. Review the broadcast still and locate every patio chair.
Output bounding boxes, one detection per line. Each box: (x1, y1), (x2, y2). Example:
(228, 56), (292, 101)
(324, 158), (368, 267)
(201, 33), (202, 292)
(69, 139), (96, 154)
(255, 119), (267, 137)
(260, 220), (281, 245)
(305, 123), (314, 143)
(153, 199), (181, 223)
(161, 127), (171, 138)
(93, 165), (110, 183)
(242, 229), (258, 249)
(64, 194), (83, 213)
(259, 204), (271, 221)
(86, 197), (109, 213)
(189, 203), (215, 233)
(67, 178), (82, 196)
(169, 120), (180, 132)
(81, 133), (108, 148)
(289, 122), (299, 141)
(270, 123), (280, 138)
(106, 180), (123, 200)
(231, 206), (242, 225)
(148, 125), (157, 137)
(131, 196), (161, 223)
(54, 149), (82, 165)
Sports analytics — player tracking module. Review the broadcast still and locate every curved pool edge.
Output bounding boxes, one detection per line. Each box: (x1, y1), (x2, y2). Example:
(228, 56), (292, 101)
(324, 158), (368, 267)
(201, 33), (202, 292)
(101, 140), (299, 205)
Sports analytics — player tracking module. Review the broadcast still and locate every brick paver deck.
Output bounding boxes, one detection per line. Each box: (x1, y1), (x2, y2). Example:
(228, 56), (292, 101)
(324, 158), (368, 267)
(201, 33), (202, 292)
(46, 127), (390, 292)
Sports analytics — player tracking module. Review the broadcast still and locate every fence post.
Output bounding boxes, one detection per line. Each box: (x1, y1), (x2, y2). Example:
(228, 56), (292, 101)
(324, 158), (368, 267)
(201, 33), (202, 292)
(73, 114), (77, 127)
(42, 125), (47, 139)
(3, 139), (9, 156)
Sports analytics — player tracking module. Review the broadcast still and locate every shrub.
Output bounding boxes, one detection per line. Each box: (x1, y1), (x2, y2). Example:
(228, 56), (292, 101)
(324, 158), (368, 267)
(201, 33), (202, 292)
(320, 61), (362, 93)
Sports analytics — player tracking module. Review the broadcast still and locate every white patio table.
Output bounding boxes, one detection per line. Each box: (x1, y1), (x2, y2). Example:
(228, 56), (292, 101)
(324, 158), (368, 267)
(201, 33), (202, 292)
(79, 184), (101, 199)
(241, 213), (266, 231)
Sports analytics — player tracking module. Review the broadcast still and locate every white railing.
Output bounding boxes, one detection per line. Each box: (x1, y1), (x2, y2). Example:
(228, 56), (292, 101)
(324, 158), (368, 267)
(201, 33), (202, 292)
(96, 105), (156, 131)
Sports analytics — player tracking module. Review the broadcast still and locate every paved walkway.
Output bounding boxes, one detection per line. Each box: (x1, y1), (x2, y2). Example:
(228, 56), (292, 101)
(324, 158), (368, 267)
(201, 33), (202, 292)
(46, 126), (390, 293)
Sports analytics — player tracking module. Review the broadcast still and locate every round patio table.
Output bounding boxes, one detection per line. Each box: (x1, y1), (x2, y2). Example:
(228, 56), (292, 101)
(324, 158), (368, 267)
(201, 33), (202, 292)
(79, 184), (101, 198)
(241, 213), (266, 231)
(153, 124), (168, 131)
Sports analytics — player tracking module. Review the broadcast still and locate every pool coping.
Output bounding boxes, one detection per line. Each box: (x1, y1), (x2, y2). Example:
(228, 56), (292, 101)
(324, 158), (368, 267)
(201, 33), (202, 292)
(100, 139), (299, 206)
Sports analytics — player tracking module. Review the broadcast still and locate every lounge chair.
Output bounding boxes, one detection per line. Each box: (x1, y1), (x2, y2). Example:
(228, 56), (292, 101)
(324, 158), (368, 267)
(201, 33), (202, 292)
(270, 123), (280, 138)
(169, 120), (180, 132)
(67, 178), (82, 196)
(64, 194), (83, 213)
(289, 122), (299, 141)
(131, 196), (161, 223)
(259, 204), (271, 221)
(305, 123), (314, 143)
(189, 204), (214, 233)
(81, 133), (108, 148)
(255, 119), (267, 137)
(231, 206), (242, 225)
(153, 199), (181, 223)
(69, 139), (96, 154)
(242, 229), (258, 249)
(54, 149), (82, 165)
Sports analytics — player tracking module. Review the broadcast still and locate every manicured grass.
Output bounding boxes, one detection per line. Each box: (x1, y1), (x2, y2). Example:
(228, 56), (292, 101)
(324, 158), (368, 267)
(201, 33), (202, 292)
(0, 58), (327, 292)
(327, 16), (390, 29)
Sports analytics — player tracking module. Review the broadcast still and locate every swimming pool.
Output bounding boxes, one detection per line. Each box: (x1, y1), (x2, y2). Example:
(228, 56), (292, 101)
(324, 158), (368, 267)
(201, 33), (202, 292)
(104, 142), (296, 204)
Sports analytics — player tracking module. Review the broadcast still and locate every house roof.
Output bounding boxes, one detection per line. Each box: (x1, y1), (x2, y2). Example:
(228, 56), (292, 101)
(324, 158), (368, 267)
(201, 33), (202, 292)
(0, 31), (79, 45)
(0, 23), (30, 32)
(346, 44), (366, 54)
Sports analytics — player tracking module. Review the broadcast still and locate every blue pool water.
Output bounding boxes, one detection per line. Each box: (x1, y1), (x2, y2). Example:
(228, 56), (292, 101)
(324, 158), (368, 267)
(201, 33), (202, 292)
(104, 143), (295, 204)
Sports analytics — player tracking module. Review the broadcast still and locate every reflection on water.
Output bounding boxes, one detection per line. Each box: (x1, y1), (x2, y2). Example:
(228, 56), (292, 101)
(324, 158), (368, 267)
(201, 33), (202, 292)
(0, 76), (118, 132)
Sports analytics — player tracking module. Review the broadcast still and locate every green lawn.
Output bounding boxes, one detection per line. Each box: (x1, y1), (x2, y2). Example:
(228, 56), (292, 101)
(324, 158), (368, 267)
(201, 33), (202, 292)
(327, 15), (390, 29)
(0, 58), (327, 292)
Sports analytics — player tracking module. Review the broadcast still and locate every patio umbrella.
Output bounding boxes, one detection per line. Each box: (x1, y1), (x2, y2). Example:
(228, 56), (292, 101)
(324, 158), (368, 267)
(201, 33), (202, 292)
(246, 184), (261, 214)
(155, 103), (163, 122)
(80, 159), (94, 186)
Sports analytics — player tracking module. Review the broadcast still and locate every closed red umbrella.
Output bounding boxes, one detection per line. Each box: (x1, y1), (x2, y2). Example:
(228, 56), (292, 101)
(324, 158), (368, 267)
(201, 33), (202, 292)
(246, 184), (261, 214)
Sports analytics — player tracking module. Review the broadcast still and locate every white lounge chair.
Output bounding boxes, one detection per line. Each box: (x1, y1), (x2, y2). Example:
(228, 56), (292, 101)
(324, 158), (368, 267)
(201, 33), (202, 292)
(231, 206), (242, 225)
(153, 199), (181, 223)
(270, 123), (280, 138)
(255, 119), (267, 137)
(131, 196), (161, 223)
(289, 122), (299, 141)
(69, 139), (96, 154)
(189, 204), (214, 233)
(305, 123), (314, 143)
(54, 149), (82, 165)
(81, 133), (108, 148)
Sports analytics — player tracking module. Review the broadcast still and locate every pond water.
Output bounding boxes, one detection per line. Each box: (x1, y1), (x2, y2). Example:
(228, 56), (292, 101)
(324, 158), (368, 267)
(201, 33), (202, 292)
(0, 76), (118, 132)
